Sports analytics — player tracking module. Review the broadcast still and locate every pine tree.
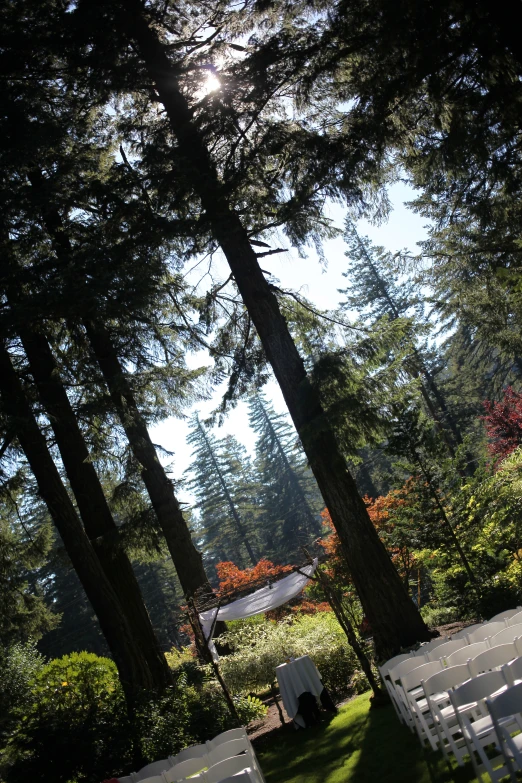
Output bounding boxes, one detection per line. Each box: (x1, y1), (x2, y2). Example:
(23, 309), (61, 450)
(0, 341), (160, 699)
(65, 0), (431, 655)
(248, 393), (322, 561)
(186, 416), (258, 570)
(341, 223), (464, 455)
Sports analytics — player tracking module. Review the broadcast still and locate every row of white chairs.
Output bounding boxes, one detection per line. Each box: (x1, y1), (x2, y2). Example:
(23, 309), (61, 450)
(117, 728), (264, 783)
(379, 608), (522, 781)
(379, 608), (522, 725)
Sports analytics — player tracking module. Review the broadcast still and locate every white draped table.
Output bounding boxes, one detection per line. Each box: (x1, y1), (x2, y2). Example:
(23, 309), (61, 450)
(276, 655), (324, 728)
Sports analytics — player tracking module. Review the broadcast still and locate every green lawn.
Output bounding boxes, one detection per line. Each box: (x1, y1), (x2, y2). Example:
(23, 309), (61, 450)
(257, 693), (480, 783)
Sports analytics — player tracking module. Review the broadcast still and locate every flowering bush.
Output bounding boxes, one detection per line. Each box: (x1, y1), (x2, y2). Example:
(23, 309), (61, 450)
(217, 612), (360, 700)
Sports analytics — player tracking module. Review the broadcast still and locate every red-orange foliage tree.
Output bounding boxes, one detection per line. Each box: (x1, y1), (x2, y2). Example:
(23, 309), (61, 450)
(216, 559), (292, 596)
(321, 486), (418, 590)
(483, 387), (522, 464)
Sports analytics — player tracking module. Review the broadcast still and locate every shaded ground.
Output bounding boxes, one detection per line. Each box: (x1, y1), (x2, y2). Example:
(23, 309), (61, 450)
(255, 692), (479, 783)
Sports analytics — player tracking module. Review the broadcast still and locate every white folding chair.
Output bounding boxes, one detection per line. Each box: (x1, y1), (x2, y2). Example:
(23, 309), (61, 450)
(489, 608), (521, 624)
(169, 744), (207, 766)
(417, 637), (447, 655)
(399, 661), (445, 749)
(137, 777), (165, 783)
(205, 728), (249, 752)
(449, 671), (511, 782)
(467, 622), (506, 644)
(426, 638), (467, 662)
(204, 749), (262, 783)
(395, 661), (443, 741)
(379, 655), (413, 724)
(451, 623), (482, 640)
(489, 624), (522, 650)
(388, 658), (434, 729)
(468, 643), (519, 677)
(206, 738), (249, 766)
(163, 757), (207, 782)
(445, 641), (489, 667)
(422, 664), (471, 764)
(506, 610), (522, 626)
(131, 761), (171, 782)
(486, 682), (522, 783)
(118, 777), (133, 783)
(502, 656), (522, 686)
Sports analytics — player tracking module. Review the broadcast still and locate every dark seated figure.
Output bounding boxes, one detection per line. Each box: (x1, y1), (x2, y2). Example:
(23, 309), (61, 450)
(297, 691), (322, 727)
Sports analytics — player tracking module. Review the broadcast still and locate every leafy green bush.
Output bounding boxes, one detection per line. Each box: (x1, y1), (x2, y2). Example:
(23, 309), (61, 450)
(420, 604), (461, 627)
(218, 612), (358, 701)
(1, 651), (133, 783)
(2, 650), (267, 783)
(0, 641), (45, 734)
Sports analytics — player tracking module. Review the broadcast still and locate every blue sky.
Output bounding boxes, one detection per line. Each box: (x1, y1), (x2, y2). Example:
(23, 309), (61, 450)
(150, 182), (429, 502)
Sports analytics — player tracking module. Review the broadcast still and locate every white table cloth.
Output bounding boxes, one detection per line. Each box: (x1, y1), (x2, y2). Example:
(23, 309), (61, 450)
(276, 655), (323, 725)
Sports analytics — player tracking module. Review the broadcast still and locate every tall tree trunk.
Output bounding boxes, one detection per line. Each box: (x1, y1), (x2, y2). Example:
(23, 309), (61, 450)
(194, 415), (257, 566)
(84, 320), (211, 594)
(117, 2), (430, 657)
(0, 340), (155, 700)
(24, 169), (211, 599)
(17, 324), (172, 688)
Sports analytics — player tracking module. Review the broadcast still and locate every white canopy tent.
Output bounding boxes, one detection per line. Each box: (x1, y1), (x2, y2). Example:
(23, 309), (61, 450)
(199, 559), (318, 659)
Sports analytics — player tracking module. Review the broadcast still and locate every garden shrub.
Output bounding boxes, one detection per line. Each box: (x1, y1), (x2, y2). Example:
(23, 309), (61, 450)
(0, 640), (45, 735)
(218, 611), (359, 701)
(1, 651), (133, 783)
(2, 650), (267, 783)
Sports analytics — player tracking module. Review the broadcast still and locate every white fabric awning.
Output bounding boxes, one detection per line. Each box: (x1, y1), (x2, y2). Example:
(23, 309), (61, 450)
(200, 559), (318, 659)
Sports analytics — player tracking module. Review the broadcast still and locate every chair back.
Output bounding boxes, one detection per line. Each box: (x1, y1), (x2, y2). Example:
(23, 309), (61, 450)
(207, 738), (249, 767)
(426, 638), (467, 662)
(168, 744), (207, 766)
(506, 610), (522, 626)
(449, 670), (506, 710)
(489, 623), (522, 647)
(451, 623), (482, 640)
(136, 777), (164, 783)
(445, 640), (489, 667)
(388, 657), (426, 683)
(488, 608), (519, 624)
(486, 681), (522, 720)
(421, 664), (470, 697)
(163, 756), (207, 782)
(204, 750), (255, 783)
(379, 653), (412, 678)
(400, 661), (443, 694)
(205, 728), (248, 752)
(501, 655), (522, 686)
(118, 777), (133, 783)
(132, 760), (170, 782)
(466, 621), (505, 644)
(417, 637), (447, 654)
(467, 643), (518, 677)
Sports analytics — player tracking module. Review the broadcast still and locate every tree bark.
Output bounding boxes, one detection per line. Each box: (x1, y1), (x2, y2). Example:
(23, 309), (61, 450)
(17, 325), (172, 688)
(0, 340), (155, 700)
(84, 320), (212, 594)
(117, 2), (430, 658)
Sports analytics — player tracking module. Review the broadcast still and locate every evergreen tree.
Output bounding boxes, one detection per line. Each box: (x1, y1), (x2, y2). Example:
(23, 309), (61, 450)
(186, 416), (258, 572)
(341, 223), (464, 455)
(248, 393), (323, 561)
(63, 0), (431, 655)
(0, 475), (58, 646)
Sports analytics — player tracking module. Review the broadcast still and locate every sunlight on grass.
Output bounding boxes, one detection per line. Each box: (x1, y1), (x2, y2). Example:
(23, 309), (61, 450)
(257, 693), (480, 783)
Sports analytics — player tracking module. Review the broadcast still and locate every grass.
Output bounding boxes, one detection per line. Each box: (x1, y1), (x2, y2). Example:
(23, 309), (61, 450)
(257, 693), (480, 783)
